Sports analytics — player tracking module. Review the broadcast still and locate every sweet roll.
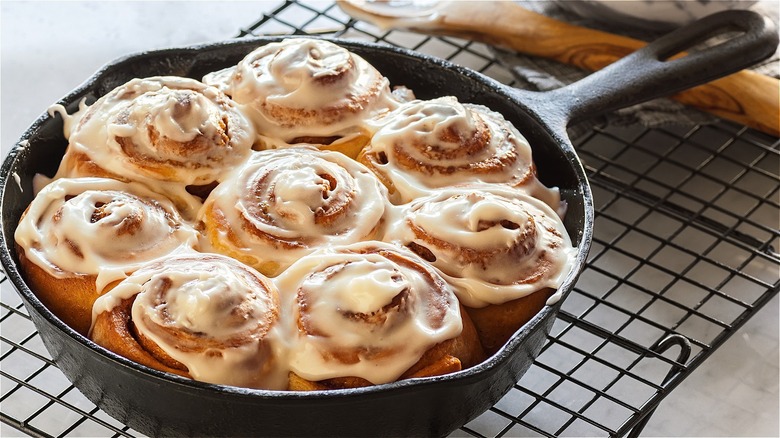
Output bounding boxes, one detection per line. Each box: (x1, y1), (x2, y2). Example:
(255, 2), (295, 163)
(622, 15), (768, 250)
(358, 96), (558, 204)
(203, 38), (398, 158)
(13, 177), (199, 335)
(275, 241), (483, 390)
(90, 253), (286, 390)
(51, 76), (255, 215)
(199, 147), (391, 276)
(383, 185), (576, 352)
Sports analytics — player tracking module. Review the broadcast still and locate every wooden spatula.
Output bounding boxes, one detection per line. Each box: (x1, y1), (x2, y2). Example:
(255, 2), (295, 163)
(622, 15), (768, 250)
(339, 0), (779, 136)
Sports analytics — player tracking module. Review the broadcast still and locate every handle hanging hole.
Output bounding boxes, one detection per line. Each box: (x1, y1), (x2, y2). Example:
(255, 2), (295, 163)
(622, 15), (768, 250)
(659, 27), (747, 61)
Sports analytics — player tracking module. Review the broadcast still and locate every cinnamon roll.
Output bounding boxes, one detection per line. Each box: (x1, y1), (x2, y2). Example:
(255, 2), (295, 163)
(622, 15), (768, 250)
(275, 241), (484, 390)
(203, 38), (398, 158)
(14, 177), (199, 335)
(383, 185), (576, 352)
(91, 253), (287, 390)
(199, 147), (391, 276)
(358, 96), (558, 205)
(51, 76), (255, 215)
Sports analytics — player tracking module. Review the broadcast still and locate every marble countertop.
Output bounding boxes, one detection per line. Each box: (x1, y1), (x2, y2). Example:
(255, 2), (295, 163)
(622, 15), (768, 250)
(1, 1), (777, 436)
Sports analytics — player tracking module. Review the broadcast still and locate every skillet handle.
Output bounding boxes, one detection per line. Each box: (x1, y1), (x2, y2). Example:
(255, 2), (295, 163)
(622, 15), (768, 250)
(546, 9), (779, 126)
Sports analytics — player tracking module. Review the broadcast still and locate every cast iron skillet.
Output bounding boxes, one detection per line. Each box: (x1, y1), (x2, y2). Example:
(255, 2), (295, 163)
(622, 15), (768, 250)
(1, 10), (777, 437)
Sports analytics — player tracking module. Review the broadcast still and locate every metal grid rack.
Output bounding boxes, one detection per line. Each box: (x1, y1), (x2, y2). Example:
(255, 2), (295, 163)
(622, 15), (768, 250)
(1, 1), (778, 436)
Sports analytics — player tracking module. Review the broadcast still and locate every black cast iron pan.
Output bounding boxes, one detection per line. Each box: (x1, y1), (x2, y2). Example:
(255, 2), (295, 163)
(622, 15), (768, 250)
(1, 10), (777, 437)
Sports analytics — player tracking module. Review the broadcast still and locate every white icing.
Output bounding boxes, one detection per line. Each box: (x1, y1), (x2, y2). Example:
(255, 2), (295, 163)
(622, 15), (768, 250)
(14, 177), (199, 291)
(200, 147), (391, 274)
(53, 77), (255, 216)
(203, 38), (398, 142)
(49, 98), (89, 138)
(315, 260), (409, 314)
(270, 166), (333, 229)
(93, 253), (287, 390)
(412, 195), (529, 250)
(273, 242), (462, 384)
(384, 184), (576, 308)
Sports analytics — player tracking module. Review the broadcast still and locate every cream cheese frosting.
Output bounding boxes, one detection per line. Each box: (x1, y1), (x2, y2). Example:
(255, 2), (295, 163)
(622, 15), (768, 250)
(384, 184), (576, 308)
(199, 147), (392, 275)
(14, 177), (199, 291)
(274, 241), (463, 384)
(203, 38), (398, 143)
(14, 38), (578, 391)
(358, 96), (560, 205)
(92, 253), (287, 390)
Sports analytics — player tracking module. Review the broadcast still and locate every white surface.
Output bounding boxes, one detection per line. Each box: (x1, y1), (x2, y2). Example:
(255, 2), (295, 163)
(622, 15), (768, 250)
(1, 0), (268, 156)
(1, 1), (778, 437)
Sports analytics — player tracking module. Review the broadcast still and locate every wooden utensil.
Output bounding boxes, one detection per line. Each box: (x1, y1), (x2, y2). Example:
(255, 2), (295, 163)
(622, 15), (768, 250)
(339, 0), (780, 136)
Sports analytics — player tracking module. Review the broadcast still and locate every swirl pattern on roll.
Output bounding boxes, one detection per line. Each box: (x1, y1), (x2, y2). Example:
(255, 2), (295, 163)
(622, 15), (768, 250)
(274, 241), (463, 385)
(203, 38), (396, 146)
(14, 177), (199, 291)
(384, 185), (576, 308)
(54, 76), (255, 211)
(199, 147), (390, 276)
(358, 96), (548, 204)
(91, 253), (286, 390)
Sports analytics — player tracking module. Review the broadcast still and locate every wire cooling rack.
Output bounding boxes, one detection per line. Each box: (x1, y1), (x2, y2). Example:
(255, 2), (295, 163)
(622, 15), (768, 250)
(2, 1), (778, 436)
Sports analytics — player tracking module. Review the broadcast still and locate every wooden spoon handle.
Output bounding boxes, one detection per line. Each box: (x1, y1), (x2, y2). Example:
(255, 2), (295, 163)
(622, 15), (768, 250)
(342, 1), (780, 136)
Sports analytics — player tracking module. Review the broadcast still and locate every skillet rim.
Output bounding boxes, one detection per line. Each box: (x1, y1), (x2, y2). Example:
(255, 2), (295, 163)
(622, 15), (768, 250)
(0, 35), (594, 400)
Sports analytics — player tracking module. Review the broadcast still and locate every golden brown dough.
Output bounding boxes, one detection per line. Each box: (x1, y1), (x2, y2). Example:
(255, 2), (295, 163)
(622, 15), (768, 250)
(16, 248), (108, 336)
(13, 177), (198, 335)
(90, 295), (190, 378)
(465, 288), (554, 354)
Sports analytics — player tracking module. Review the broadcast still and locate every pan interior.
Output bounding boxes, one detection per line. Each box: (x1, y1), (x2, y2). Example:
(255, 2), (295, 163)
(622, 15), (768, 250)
(0, 37), (590, 397)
